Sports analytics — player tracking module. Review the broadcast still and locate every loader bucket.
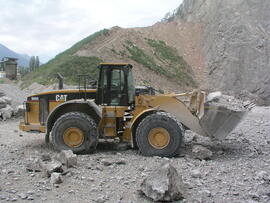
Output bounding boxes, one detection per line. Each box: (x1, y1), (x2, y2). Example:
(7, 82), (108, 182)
(199, 103), (247, 140)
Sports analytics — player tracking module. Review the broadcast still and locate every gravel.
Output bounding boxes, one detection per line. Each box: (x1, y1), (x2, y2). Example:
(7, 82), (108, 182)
(207, 93), (249, 111)
(0, 106), (269, 202)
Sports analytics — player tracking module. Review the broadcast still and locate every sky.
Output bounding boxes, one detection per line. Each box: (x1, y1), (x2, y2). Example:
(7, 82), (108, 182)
(0, 0), (182, 63)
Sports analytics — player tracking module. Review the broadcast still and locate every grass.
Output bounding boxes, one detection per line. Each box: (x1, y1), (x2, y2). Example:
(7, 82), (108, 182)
(0, 79), (4, 84)
(124, 39), (196, 86)
(22, 29), (108, 86)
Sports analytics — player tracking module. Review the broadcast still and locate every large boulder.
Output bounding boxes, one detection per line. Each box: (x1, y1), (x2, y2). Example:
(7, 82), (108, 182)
(192, 145), (213, 160)
(50, 172), (63, 184)
(41, 160), (63, 177)
(0, 105), (14, 120)
(0, 91), (5, 97)
(57, 150), (77, 168)
(0, 98), (7, 109)
(1, 96), (12, 105)
(14, 105), (24, 118)
(140, 162), (185, 201)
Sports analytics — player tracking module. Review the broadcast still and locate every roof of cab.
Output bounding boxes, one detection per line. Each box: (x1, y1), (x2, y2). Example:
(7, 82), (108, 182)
(99, 63), (132, 67)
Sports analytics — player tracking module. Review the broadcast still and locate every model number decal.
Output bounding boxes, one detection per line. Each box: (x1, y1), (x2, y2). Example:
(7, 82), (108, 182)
(56, 95), (67, 102)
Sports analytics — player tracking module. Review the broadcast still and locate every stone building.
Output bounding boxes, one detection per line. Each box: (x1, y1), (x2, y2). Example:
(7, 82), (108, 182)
(0, 57), (18, 80)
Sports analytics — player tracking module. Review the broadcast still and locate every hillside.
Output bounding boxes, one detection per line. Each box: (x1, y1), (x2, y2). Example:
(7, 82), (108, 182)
(24, 0), (270, 104)
(165, 0), (270, 104)
(23, 23), (204, 93)
(0, 43), (30, 67)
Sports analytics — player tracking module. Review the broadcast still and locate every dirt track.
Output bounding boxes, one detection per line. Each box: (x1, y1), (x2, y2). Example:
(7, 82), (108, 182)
(0, 106), (269, 202)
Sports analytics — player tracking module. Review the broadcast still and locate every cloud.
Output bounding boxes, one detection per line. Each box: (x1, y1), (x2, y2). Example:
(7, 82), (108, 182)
(0, 0), (182, 62)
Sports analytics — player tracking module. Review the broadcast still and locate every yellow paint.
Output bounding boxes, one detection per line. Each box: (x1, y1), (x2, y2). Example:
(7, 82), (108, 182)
(19, 122), (45, 133)
(31, 89), (96, 97)
(27, 102), (39, 124)
(63, 127), (84, 147)
(148, 127), (170, 149)
(49, 101), (64, 112)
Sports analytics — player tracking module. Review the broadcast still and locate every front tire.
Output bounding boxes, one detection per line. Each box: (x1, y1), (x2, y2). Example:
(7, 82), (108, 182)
(136, 112), (183, 157)
(51, 112), (98, 154)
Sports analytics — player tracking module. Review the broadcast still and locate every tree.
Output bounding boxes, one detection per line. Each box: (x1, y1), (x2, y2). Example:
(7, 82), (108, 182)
(34, 56), (40, 69)
(29, 56), (35, 71)
(29, 56), (40, 71)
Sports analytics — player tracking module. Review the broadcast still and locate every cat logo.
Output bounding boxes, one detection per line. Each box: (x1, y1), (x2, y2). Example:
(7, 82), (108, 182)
(55, 94), (68, 102)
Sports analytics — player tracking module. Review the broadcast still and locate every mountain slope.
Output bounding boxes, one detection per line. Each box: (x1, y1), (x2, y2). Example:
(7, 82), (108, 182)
(0, 44), (29, 67)
(25, 0), (270, 104)
(24, 23), (204, 93)
(165, 0), (270, 104)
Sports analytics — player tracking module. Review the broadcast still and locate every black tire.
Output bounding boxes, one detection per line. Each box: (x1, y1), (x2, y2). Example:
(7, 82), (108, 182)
(51, 112), (98, 154)
(136, 112), (183, 157)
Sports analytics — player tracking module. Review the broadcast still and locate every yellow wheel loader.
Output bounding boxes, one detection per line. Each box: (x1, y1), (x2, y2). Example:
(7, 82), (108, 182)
(19, 63), (246, 157)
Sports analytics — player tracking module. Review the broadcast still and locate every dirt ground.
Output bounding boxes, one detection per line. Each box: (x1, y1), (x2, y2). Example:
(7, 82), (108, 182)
(0, 106), (269, 203)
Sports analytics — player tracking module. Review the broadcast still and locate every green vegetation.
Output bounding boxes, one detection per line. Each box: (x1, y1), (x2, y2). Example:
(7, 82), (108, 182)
(23, 29), (108, 86)
(29, 56), (40, 71)
(124, 39), (196, 86)
(23, 56), (102, 86)
(0, 79), (4, 84)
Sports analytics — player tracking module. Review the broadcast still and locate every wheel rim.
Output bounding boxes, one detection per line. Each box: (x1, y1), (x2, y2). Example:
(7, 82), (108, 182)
(148, 127), (170, 149)
(63, 127), (84, 147)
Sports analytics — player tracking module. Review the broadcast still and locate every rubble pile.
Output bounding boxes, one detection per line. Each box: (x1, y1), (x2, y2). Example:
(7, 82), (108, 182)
(206, 91), (253, 111)
(0, 91), (23, 120)
(25, 150), (78, 186)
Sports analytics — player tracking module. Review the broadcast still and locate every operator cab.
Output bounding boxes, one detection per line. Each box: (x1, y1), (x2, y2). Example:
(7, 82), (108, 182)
(96, 63), (135, 107)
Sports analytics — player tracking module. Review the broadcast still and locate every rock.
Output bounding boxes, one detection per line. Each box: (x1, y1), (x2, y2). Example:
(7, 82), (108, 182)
(140, 162), (185, 202)
(115, 159), (126, 165)
(57, 150), (77, 168)
(0, 105), (13, 120)
(0, 97), (7, 105)
(41, 154), (51, 162)
(17, 193), (27, 200)
(101, 158), (126, 166)
(14, 105), (24, 117)
(0, 102), (7, 109)
(192, 145), (213, 160)
(101, 159), (112, 166)
(255, 171), (270, 182)
(191, 169), (202, 178)
(0, 91), (5, 97)
(27, 196), (34, 200)
(50, 172), (63, 184)
(42, 160), (63, 177)
(206, 91), (222, 102)
(25, 159), (42, 172)
(168, 0), (270, 105)
(1, 96), (12, 105)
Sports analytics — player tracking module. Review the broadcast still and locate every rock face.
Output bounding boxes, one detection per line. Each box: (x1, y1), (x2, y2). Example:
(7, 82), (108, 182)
(167, 0), (270, 105)
(140, 162), (185, 201)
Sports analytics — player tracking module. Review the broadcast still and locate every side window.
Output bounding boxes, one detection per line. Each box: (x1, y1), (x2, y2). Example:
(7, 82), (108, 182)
(110, 69), (125, 105)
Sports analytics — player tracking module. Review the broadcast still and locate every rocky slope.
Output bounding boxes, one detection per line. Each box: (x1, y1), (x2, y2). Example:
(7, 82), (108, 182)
(25, 0), (270, 104)
(166, 0), (270, 105)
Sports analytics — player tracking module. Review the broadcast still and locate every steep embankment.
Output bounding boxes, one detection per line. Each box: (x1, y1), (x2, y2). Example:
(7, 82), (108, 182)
(24, 22), (204, 93)
(166, 0), (270, 104)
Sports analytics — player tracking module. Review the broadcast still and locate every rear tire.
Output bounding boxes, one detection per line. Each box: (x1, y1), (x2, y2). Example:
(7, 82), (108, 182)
(51, 112), (98, 154)
(136, 112), (183, 157)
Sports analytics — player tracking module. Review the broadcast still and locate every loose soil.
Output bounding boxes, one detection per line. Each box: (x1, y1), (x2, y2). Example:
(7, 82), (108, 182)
(0, 106), (269, 202)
